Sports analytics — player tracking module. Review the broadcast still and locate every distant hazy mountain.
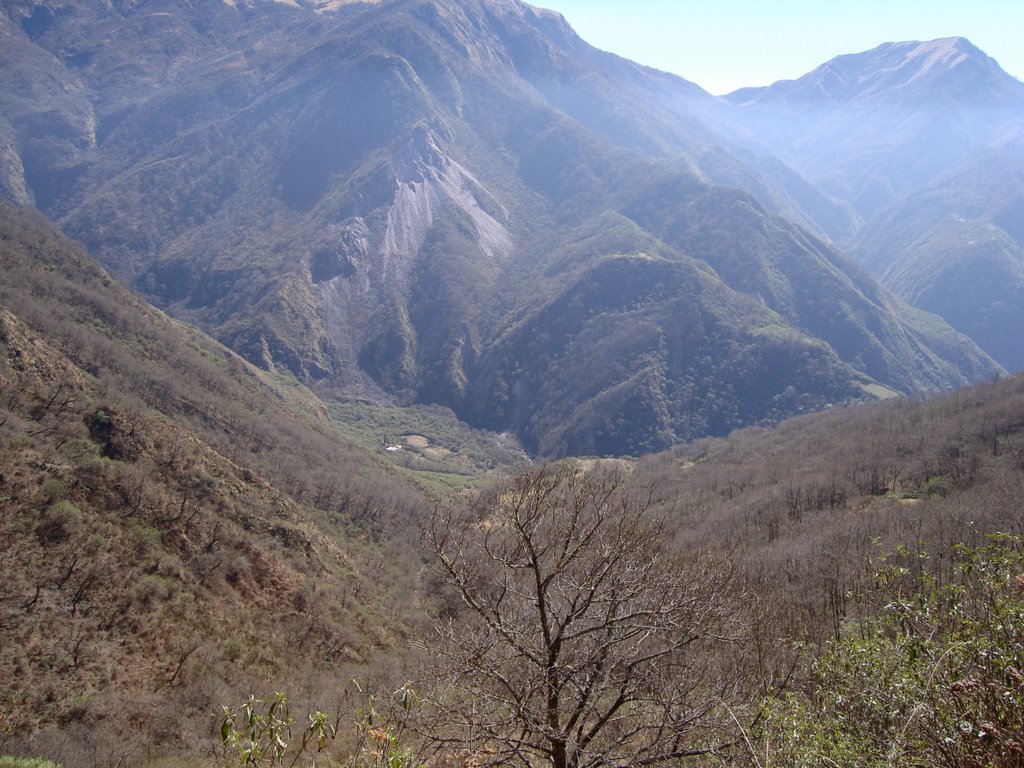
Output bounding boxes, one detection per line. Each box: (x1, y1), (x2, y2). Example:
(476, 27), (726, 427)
(853, 153), (1024, 372)
(726, 37), (1024, 373)
(727, 37), (1024, 220)
(0, 0), (999, 455)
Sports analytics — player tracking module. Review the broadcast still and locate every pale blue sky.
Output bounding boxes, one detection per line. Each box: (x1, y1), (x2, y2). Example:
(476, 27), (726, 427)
(538, 1), (1024, 95)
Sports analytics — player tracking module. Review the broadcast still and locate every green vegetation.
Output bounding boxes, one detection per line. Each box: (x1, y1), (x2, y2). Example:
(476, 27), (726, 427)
(220, 693), (336, 768)
(326, 400), (525, 494)
(860, 382), (901, 399)
(762, 536), (1024, 767)
(0, 759), (62, 768)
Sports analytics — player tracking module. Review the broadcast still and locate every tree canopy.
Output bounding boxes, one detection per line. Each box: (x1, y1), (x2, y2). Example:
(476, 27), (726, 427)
(422, 463), (754, 768)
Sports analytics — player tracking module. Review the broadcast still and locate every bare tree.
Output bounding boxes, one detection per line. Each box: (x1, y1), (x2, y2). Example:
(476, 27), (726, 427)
(421, 463), (752, 768)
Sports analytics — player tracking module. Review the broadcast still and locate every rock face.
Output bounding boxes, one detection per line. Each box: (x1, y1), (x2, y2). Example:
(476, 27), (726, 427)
(0, 0), (1001, 455)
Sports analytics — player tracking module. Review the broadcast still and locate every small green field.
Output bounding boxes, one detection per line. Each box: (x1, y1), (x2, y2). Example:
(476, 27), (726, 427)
(861, 382), (901, 400)
(326, 400), (528, 495)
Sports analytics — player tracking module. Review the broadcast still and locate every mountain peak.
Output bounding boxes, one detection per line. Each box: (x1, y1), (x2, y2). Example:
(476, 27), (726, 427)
(884, 36), (990, 77)
(728, 36), (1022, 108)
(723, 34), (1024, 220)
(219, 0), (380, 10)
(903, 36), (977, 55)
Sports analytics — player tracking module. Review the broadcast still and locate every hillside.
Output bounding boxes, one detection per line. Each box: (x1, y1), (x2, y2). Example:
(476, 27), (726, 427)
(0, 0), (999, 456)
(852, 153), (1024, 372)
(637, 371), (1024, 648)
(0, 203), (427, 761)
(2, 201), (1023, 767)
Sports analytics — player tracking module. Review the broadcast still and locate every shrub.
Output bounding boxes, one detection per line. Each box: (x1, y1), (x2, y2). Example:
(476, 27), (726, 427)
(761, 535), (1024, 767)
(39, 478), (69, 502)
(34, 500), (82, 544)
(219, 693), (336, 768)
(131, 574), (176, 607)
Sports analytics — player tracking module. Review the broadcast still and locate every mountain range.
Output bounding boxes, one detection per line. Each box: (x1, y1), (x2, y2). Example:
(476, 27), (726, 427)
(4, 3), (1024, 761)
(2, 198), (1023, 764)
(725, 36), (1024, 372)
(1, 0), (1018, 455)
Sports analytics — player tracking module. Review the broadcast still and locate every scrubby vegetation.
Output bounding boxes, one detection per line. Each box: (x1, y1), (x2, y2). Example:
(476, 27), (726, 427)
(761, 536), (1024, 767)
(637, 372), (1024, 651)
(2, 1), (1023, 766)
(0, 204), (429, 762)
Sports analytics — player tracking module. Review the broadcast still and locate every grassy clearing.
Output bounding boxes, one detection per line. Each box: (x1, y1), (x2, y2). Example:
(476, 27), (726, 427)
(0, 759), (63, 768)
(327, 400), (527, 494)
(861, 382), (900, 399)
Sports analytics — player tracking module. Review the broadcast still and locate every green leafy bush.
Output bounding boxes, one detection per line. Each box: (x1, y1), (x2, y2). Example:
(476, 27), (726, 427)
(762, 535), (1024, 767)
(0, 758), (62, 768)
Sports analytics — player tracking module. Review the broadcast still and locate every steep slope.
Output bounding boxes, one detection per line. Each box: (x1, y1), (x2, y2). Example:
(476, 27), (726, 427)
(465, 171), (996, 454)
(852, 153), (1024, 372)
(0, 0), (1000, 457)
(727, 37), (1024, 220)
(0, 203), (425, 760)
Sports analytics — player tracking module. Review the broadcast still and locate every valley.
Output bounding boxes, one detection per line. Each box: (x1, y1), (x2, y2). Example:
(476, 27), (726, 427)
(1, 1), (1022, 766)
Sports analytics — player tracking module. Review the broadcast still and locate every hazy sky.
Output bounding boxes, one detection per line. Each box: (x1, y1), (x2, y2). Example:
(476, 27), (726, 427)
(538, 0), (1024, 95)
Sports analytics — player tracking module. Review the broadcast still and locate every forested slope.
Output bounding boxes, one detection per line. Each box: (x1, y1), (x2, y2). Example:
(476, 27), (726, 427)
(0, 203), (425, 761)
(639, 372), (1024, 646)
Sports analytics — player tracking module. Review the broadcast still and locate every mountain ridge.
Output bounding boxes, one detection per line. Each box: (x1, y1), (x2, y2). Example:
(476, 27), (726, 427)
(0, 0), (1003, 455)
(721, 35), (1024, 373)
(724, 36), (1024, 219)
(728, 37), (1017, 107)
(852, 151), (1024, 372)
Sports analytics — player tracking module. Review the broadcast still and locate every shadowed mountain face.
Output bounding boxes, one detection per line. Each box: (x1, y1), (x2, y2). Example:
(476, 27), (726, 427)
(0, 0), (1000, 455)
